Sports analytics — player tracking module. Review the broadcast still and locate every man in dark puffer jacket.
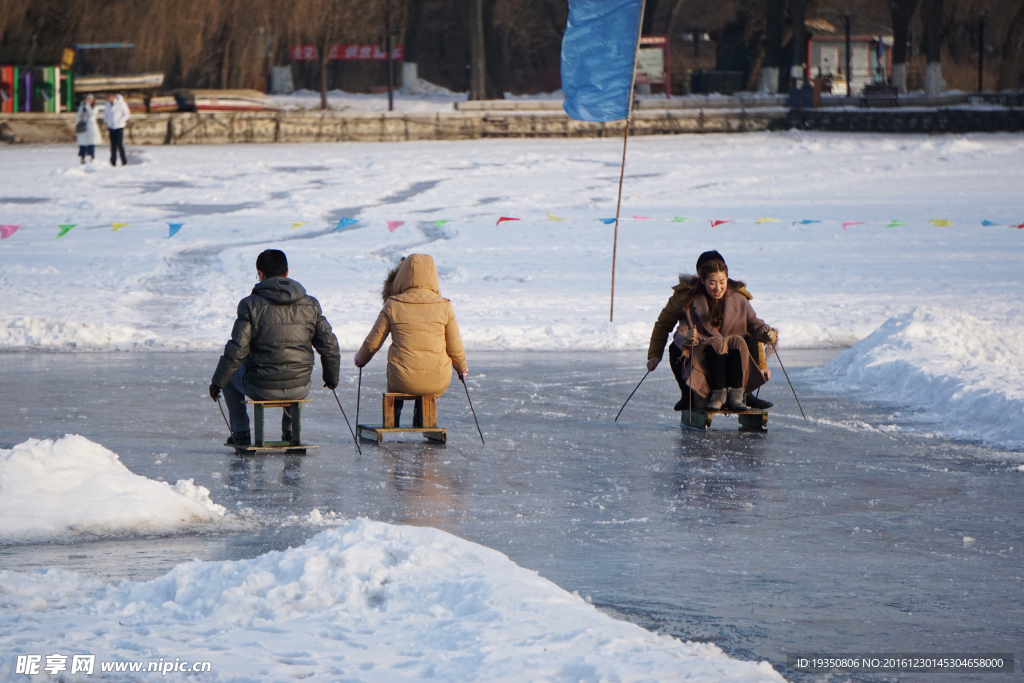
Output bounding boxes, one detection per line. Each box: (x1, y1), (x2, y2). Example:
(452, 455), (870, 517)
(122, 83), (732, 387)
(210, 249), (341, 446)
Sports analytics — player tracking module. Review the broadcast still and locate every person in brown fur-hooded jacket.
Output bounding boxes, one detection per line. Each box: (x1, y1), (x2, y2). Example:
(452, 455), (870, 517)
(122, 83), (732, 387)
(355, 254), (468, 426)
(647, 250), (777, 412)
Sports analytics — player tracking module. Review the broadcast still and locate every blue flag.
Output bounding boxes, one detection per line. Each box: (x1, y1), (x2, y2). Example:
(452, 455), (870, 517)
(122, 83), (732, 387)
(561, 0), (643, 122)
(167, 223), (183, 238)
(334, 218), (359, 231)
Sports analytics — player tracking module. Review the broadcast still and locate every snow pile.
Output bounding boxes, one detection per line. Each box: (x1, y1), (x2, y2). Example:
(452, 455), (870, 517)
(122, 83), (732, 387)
(816, 307), (1024, 449)
(0, 435), (227, 543)
(0, 317), (160, 350)
(0, 520), (783, 682)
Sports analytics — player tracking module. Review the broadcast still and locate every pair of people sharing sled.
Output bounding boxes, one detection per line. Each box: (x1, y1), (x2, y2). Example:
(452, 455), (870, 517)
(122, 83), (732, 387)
(647, 250), (778, 413)
(209, 251), (466, 446)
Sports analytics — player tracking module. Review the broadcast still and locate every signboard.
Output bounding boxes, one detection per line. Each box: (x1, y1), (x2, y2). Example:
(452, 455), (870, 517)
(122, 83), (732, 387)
(634, 36), (671, 96)
(290, 45), (405, 61)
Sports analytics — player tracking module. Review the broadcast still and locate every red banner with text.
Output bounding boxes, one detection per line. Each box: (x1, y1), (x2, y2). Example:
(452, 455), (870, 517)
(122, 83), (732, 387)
(290, 45), (405, 61)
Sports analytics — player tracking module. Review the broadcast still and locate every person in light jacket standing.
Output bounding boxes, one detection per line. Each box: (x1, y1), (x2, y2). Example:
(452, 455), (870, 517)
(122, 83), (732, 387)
(104, 92), (130, 167)
(74, 94), (102, 164)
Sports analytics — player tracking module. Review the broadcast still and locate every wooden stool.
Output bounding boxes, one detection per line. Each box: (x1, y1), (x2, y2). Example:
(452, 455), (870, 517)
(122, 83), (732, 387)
(358, 393), (446, 443)
(232, 399), (318, 454)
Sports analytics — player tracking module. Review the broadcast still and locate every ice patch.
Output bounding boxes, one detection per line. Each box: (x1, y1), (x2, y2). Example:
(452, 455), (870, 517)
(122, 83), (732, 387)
(0, 435), (227, 543)
(0, 519), (783, 682)
(813, 307), (1024, 449)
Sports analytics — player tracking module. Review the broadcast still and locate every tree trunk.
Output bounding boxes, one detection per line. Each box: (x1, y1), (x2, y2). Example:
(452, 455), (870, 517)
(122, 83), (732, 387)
(761, 0), (785, 92)
(320, 49), (329, 109)
(220, 35), (233, 89)
(921, 0), (944, 95)
(468, 0), (487, 99)
(889, 0), (921, 92)
(789, 0), (807, 83)
(997, 0), (1024, 90)
(482, 0), (504, 98)
(403, 0), (426, 63)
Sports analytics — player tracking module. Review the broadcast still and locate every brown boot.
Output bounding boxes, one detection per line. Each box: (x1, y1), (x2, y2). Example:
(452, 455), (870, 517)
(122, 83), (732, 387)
(706, 389), (726, 411)
(725, 388), (749, 411)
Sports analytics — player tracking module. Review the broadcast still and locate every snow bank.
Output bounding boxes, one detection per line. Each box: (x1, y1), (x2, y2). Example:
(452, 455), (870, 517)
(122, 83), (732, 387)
(0, 519), (783, 682)
(814, 307), (1024, 449)
(0, 435), (227, 543)
(0, 317), (161, 351)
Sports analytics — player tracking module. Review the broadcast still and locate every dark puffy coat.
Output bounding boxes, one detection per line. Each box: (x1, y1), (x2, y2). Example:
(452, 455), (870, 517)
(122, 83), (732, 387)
(211, 277), (340, 390)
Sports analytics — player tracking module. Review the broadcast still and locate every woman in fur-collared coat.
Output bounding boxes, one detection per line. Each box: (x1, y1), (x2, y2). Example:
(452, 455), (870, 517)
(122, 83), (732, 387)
(647, 251), (777, 411)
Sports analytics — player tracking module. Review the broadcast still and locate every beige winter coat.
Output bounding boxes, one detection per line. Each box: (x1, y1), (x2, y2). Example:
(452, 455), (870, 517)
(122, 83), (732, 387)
(356, 254), (468, 396)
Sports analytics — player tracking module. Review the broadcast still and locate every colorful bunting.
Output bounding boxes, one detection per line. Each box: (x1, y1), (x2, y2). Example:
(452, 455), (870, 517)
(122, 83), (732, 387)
(56, 224), (76, 239)
(632, 215), (651, 220)
(671, 216), (692, 222)
(433, 219), (453, 227)
(598, 218), (617, 224)
(546, 213), (564, 221)
(755, 218), (778, 225)
(843, 221), (864, 231)
(111, 223), (130, 232)
(334, 218), (358, 231)
(884, 220), (906, 228)
(167, 223), (183, 238)
(981, 220), (998, 226)
(387, 221), (405, 233)
(291, 222), (308, 230)
(928, 219), (953, 227)
(793, 219), (822, 225)
(0, 225), (19, 239)
(496, 217), (520, 226)
(710, 220), (731, 227)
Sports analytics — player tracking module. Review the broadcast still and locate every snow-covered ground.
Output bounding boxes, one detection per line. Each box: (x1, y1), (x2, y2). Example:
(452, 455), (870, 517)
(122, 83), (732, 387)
(1, 132), (1022, 449)
(0, 435), (784, 682)
(0, 435), (227, 543)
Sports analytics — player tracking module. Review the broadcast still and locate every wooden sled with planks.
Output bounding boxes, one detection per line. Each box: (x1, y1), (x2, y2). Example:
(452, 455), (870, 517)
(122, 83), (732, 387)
(358, 393), (447, 443)
(681, 405), (769, 432)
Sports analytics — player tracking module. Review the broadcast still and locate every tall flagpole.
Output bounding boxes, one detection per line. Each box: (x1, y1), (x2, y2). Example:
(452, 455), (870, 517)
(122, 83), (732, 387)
(609, 0), (647, 323)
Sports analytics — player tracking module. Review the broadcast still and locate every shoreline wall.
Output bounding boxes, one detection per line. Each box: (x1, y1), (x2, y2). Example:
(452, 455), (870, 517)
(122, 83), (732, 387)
(0, 108), (787, 144)
(2, 105), (1022, 144)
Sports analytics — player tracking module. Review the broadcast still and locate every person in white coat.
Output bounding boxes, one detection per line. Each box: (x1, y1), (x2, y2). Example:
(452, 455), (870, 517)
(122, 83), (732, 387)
(74, 94), (103, 164)
(103, 92), (131, 167)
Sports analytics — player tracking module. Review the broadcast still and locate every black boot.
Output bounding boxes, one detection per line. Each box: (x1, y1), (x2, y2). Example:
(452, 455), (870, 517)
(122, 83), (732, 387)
(282, 430), (293, 443)
(745, 393), (773, 410)
(226, 431), (251, 447)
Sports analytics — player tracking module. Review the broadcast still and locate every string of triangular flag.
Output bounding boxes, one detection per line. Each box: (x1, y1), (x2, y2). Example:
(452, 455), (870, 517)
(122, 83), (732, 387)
(2, 216), (1022, 243)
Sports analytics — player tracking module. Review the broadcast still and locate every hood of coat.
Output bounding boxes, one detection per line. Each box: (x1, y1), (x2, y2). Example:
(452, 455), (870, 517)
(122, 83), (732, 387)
(673, 273), (752, 301)
(252, 276), (307, 305)
(390, 254), (443, 300)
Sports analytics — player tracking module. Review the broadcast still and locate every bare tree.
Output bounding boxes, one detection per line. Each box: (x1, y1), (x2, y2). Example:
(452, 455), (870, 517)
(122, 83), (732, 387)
(922, 0), (945, 94)
(889, 0), (922, 92)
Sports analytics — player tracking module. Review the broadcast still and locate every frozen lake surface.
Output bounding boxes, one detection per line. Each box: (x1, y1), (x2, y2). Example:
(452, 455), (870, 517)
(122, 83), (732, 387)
(1, 350), (1020, 680)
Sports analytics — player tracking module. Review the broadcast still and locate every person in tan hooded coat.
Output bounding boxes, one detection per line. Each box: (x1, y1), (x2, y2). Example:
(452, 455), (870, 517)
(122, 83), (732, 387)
(355, 255), (468, 416)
